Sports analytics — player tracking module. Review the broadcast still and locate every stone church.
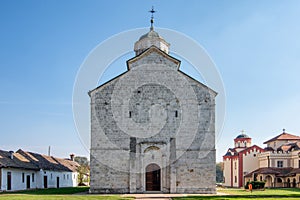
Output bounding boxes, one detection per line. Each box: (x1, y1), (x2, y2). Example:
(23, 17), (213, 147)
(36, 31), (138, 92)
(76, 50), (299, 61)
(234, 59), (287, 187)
(89, 20), (217, 194)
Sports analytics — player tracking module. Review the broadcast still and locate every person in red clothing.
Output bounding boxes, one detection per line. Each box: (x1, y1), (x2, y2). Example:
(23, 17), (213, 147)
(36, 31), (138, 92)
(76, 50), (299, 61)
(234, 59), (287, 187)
(249, 183), (253, 193)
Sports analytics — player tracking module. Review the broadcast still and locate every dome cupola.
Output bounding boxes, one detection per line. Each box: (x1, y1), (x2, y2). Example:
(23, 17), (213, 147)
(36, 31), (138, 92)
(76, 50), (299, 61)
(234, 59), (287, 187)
(234, 131), (252, 149)
(134, 7), (170, 56)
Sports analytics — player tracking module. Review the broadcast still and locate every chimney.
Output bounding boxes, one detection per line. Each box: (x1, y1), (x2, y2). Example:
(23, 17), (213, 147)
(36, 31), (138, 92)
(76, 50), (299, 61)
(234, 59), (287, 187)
(9, 151), (14, 159)
(70, 154), (75, 161)
(48, 146), (51, 156)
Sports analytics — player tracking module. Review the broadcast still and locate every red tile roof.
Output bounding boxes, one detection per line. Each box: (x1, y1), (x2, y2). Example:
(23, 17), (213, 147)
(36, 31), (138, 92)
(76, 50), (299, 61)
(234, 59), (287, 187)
(276, 142), (300, 152)
(244, 167), (294, 177)
(263, 132), (300, 144)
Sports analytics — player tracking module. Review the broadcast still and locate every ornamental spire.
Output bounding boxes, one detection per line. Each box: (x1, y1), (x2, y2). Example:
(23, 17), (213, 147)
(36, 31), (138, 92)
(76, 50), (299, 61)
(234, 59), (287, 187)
(149, 6), (156, 31)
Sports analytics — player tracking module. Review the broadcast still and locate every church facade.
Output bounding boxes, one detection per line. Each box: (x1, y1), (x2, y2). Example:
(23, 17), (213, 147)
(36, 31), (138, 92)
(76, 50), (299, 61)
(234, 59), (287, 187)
(89, 24), (217, 194)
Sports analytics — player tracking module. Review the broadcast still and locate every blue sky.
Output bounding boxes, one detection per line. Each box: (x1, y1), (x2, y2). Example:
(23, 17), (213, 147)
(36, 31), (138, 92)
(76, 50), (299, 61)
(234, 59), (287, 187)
(1, 0), (300, 162)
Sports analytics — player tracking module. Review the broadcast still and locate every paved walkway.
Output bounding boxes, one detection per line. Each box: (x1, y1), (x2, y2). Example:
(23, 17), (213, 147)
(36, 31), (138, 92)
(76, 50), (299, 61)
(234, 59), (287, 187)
(122, 192), (229, 199)
(73, 191), (229, 199)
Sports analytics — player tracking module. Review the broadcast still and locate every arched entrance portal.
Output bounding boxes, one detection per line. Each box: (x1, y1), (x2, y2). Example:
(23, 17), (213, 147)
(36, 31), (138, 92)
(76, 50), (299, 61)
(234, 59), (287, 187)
(287, 178), (291, 188)
(292, 178), (296, 188)
(146, 164), (161, 191)
(265, 175), (273, 187)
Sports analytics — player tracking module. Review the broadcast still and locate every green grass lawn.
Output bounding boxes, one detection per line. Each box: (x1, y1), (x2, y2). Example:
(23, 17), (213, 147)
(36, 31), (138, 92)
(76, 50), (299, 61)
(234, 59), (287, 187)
(0, 195), (133, 200)
(174, 198), (300, 200)
(4, 186), (90, 195)
(218, 187), (300, 196)
(1, 187), (300, 200)
(0, 187), (133, 200)
(174, 188), (300, 200)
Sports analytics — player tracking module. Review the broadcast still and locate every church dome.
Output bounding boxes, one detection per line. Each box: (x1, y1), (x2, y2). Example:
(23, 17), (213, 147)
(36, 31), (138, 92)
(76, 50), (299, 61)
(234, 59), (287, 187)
(139, 29), (161, 40)
(134, 12), (170, 57)
(134, 28), (170, 56)
(134, 7), (170, 56)
(236, 133), (250, 139)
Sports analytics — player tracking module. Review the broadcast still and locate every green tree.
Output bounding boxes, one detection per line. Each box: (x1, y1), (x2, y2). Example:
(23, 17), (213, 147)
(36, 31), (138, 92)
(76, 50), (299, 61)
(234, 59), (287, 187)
(74, 156), (90, 186)
(216, 162), (224, 183)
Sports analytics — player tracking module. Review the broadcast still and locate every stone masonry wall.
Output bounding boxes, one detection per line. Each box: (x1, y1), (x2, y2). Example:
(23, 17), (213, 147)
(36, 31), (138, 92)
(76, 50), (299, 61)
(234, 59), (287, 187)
(90, 47), (216, 194)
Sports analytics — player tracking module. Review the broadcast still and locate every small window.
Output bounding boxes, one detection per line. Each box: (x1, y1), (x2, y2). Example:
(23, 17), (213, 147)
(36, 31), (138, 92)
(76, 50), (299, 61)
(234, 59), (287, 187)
(234, 162), (237, 169)
(277, 161), (283, 168)
(67, 174), (69, 179)
(175, 110), (178, 118)
(260, 176), (262, 181)
(32, 173), (34, 182)
(253, 154), (256, 157)
(64, 174), (66, 180)
(129, 111), (132, 118)
(234, 176), (237, 183)
(51, 173), (53, 179)
(22, 173), (25, 183)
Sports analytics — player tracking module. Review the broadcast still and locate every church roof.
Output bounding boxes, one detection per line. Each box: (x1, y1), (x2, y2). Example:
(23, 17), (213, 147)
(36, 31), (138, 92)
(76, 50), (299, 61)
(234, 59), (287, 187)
(134, 27), (170, 56)
(139, 29), (161, 40)
(89, 27), (217, 97)
(127, 45), (180, 70)
(223, 145), (264, 158)
(223, 148), (238, 157)
(263, 131), (300, 144)
(236, 133), (250, 139)
(89, 44), (217, 97)
(244, 167), (295, 178)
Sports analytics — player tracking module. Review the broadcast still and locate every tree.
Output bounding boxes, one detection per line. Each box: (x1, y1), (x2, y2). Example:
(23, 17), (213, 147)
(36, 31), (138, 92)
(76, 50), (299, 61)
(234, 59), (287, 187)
(216, 162), (224, 183)
(74, 156), (90, 186)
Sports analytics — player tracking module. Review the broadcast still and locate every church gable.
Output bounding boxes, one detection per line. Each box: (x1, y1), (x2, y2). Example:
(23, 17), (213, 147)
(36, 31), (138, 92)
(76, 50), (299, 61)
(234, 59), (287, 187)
(127, 46), (180, 71)
(179, 71), (217, 98)
(88, 71), (128, 98)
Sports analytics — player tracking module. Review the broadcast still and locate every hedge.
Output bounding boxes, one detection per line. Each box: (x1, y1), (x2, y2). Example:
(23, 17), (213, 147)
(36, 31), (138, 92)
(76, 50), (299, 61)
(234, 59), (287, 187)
(245, 181), (266, 189)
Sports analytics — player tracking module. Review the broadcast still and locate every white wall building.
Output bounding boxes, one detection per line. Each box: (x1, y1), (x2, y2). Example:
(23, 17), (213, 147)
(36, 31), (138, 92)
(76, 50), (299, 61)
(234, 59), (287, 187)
(0, 149), (79, 191)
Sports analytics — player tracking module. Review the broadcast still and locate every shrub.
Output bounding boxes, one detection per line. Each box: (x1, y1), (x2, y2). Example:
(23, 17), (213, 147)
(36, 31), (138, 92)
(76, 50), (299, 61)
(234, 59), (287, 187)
(245, 181), (265, 189)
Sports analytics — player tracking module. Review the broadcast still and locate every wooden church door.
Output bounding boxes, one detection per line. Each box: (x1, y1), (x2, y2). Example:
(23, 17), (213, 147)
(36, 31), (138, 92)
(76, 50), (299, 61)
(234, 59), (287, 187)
(146, 164), (161, 191)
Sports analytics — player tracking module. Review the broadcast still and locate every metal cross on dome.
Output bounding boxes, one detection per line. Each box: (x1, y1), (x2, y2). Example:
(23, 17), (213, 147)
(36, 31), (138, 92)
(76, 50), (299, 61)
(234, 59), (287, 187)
(149, 6), (156, 30)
